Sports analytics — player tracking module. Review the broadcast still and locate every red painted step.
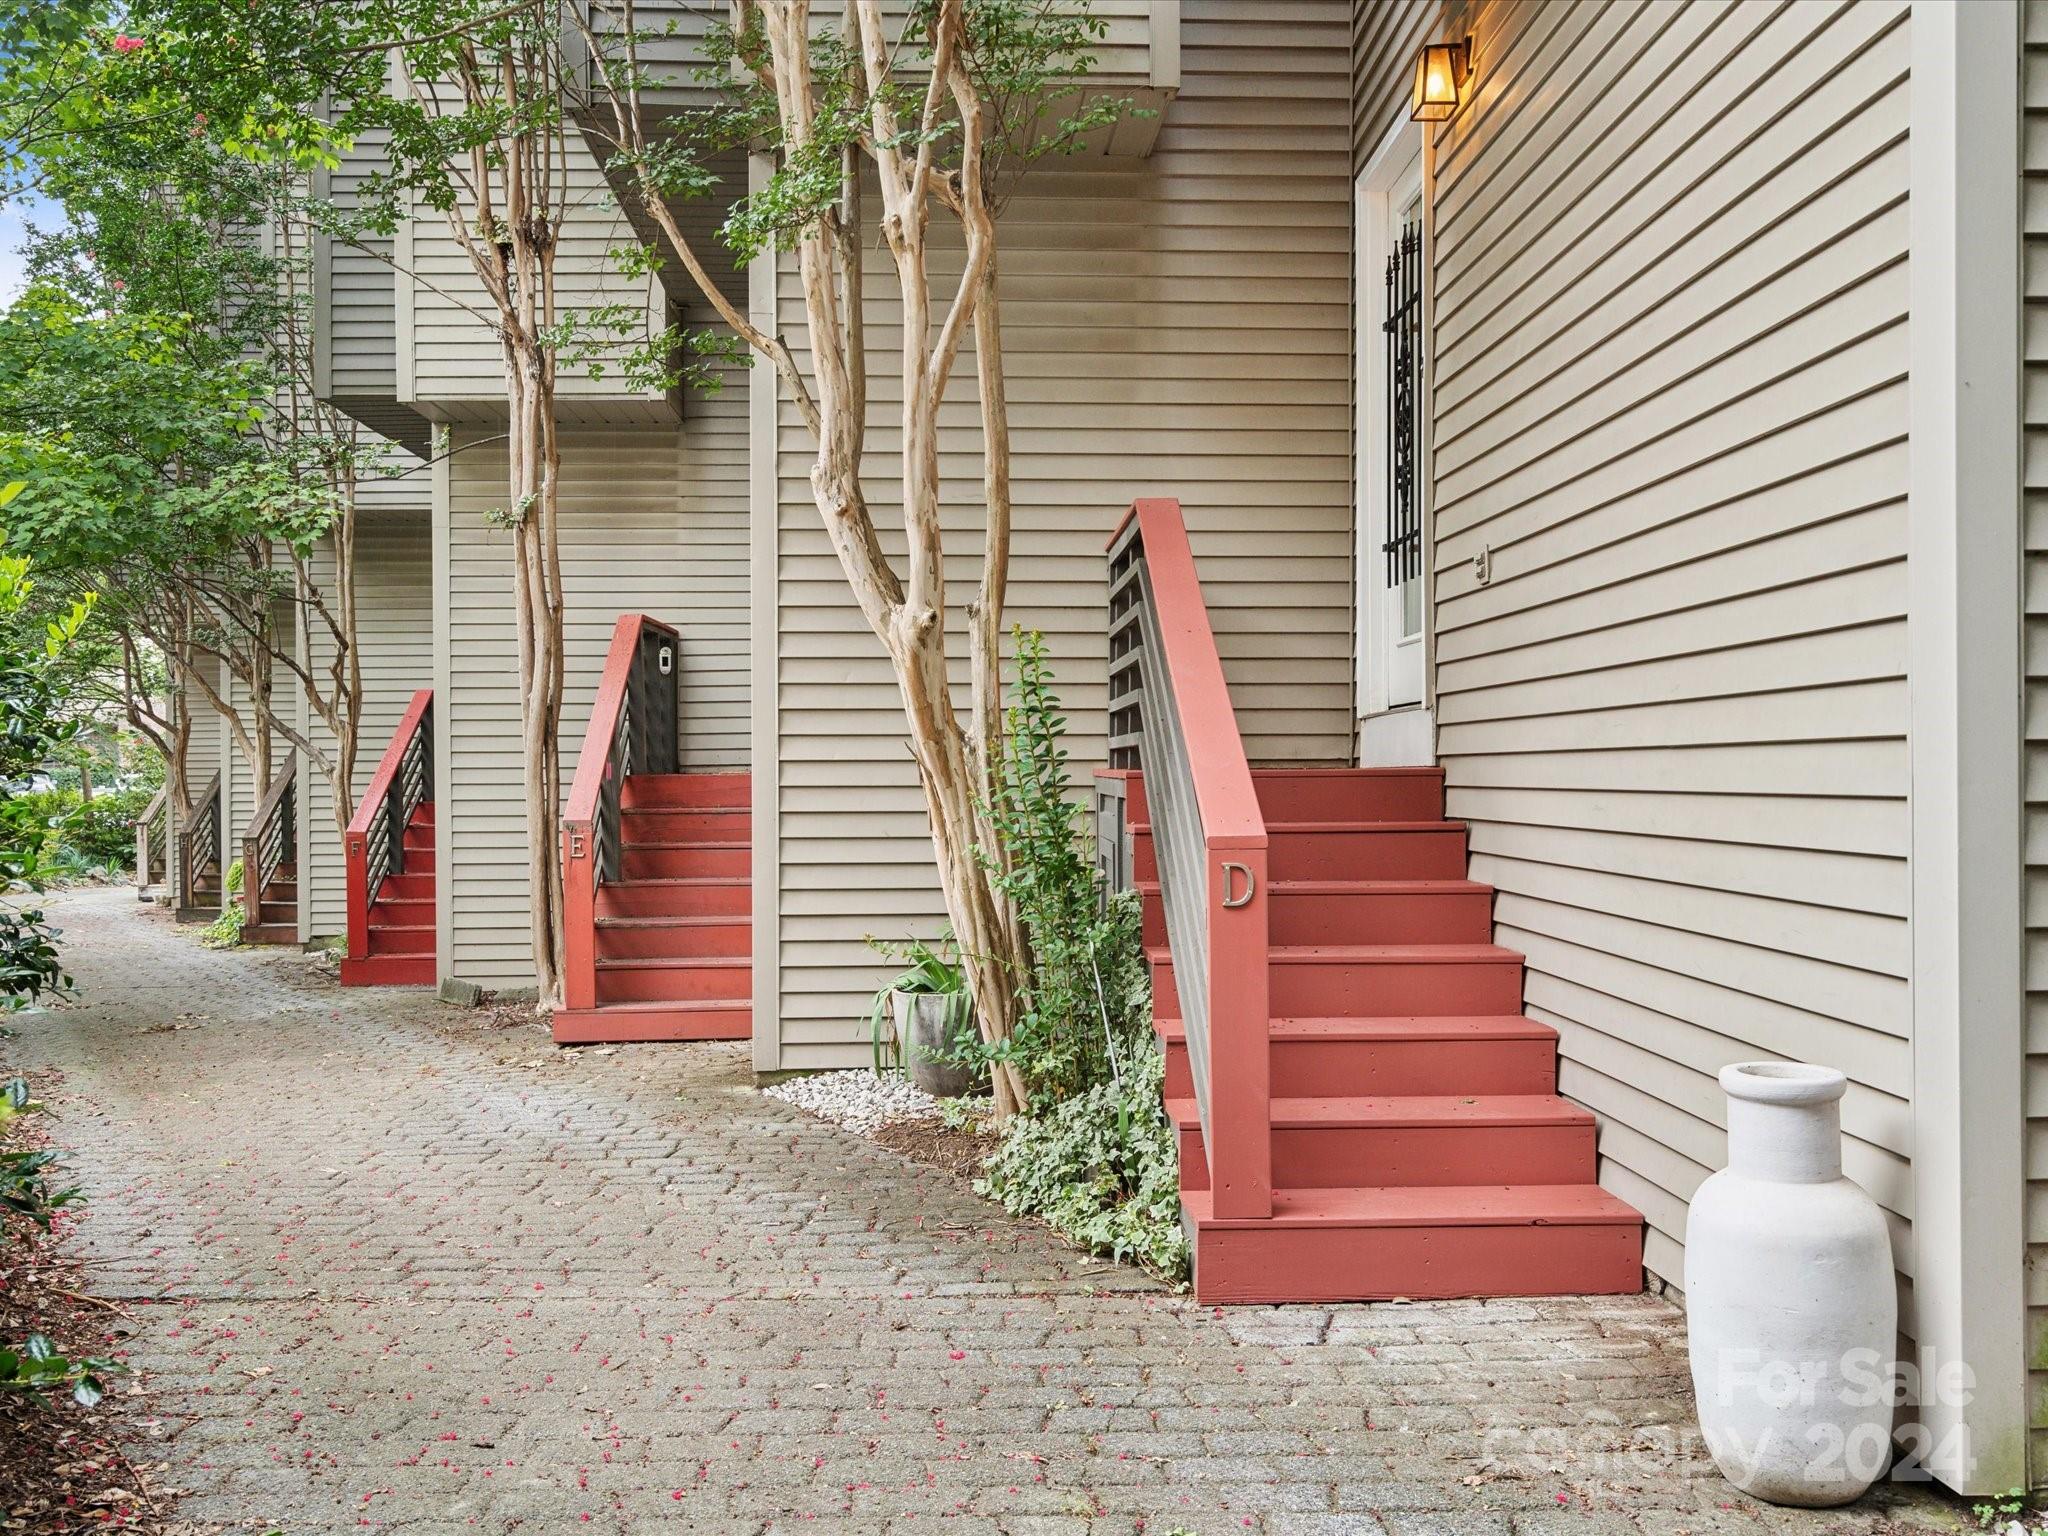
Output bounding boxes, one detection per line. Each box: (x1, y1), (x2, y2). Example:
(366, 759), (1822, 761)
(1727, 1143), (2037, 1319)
(1155, 1014), (1561, 1100)
(554, 772), (752, 1044)
(621, 772), (750, 809)
(622, 806), (751, 842)
(1149, 944), (1525, 1018)
(595, 955), (751, 1005)
(1115, 763), (1642, 1305)
(594, 915), (750, 959)
(595, 878), (750, 919)
(1133, 821), (1470, 883)
(1138, 878), (1494, 947)
(1124, 767), (1449, 825)
(342, 799), (436, 988)
(621, 842), (749, 880)
(1182, 1184), (1645, 1303)
(342, 953), (435, 986)
(553, 1000), (750, 1043)
(368, 924), (434, 957)
(1169, 1094), (1599, 1192)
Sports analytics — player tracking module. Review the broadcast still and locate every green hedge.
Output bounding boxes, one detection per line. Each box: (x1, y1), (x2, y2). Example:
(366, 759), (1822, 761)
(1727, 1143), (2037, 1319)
(5, 786), (155, 871)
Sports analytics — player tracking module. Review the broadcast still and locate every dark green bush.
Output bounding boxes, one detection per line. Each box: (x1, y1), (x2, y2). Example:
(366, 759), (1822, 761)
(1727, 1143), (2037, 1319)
(64, 787), (152, 865)
(979, 628), (1152, 1104)
(3, 785), (151, 872)
(968, 628), (1184, 1284)
(977, 1042), (1189, 1284)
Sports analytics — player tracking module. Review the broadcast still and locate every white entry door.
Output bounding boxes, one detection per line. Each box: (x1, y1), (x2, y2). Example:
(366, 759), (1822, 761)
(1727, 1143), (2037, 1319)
(1356, 127), (1427, 723)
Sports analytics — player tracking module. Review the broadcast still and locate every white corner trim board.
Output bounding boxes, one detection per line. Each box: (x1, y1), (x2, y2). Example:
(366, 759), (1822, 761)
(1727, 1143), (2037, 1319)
(746, 148), (782, 1076)
(1904, 0), (2026, 1496)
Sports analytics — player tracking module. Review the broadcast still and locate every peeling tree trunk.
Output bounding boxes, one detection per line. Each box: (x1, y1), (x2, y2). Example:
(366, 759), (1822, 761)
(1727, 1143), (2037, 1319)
(585, 0), (1045, 1111)
(503, 330), (568, 1005)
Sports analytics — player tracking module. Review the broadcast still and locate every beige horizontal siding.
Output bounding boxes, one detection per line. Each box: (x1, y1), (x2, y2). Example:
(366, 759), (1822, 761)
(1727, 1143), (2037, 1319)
(765, 0), (1356, 1070)
(352, 436), (430, 516)
(440, 351), (750, 988)
(319, 127), (397, 400)
(399, 131), (678, 423)
(613, 0), (1164, 93)
(2023, 0), (2048, 1486)
(1352, 0), (1441, 170)
(296, 514), (434, 939)
(1426, 0), (1914, 1305)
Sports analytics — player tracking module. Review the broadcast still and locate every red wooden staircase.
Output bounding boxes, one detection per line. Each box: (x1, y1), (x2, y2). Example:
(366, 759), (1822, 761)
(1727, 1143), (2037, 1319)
(556, 615), (751, 1044)
(342, 690), (436, 987)
(1106, 499), (1642, 1305)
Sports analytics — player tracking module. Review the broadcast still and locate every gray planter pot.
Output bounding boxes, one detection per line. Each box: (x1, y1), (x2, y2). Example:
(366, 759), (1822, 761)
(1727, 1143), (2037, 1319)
(890, 990), (978, 1098)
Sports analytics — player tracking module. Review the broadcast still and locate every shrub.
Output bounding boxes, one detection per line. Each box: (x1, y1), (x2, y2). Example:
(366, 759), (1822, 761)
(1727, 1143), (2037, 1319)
(979, 628), (1152, 1105)
(1, 785), (152, 872)
(64, 787), (152, 866)
(977, 1040), (1189, 1284)
(0, 1078), (114, 1408)
(200, 898), (245, 949)
(966, 628), (1185, 1284)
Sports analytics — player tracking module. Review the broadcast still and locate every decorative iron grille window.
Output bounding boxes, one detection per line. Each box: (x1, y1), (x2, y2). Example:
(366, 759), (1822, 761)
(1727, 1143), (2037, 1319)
(1381, 219), (1422, 590)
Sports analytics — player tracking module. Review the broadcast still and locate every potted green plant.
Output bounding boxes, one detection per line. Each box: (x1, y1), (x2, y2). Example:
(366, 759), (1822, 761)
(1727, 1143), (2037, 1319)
(865, 934), (978, 1098)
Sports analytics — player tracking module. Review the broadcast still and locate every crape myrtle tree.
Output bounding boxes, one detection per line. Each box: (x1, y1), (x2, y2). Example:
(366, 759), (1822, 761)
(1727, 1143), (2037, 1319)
(119, 0), (1126, 1052)
(127, 0), (706, 1003)
(0, 282), (291, 830)
(10, 37), (392, 839)
(572, 0), (1130, 1115)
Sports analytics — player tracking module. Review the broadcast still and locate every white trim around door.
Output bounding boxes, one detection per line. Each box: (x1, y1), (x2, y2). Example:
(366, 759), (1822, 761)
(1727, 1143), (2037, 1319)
(1355, 115), (1435, 766)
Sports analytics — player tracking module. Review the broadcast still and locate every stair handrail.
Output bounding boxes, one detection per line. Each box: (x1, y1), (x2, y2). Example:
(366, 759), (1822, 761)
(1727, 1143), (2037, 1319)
(1107, 497), (1272, 1220)
(135, 784), (168, 895)
(179, 770), (223, 910)
(242, 751), (298, 922)
(346, 689), (434, 965)
(562, 613), (681, 1013)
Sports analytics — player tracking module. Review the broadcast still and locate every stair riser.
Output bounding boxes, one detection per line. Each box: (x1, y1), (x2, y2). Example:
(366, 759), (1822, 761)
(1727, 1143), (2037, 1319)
(244, 923), (298, 946)
(596, 884), (750, 919)
(1121, 771), (1446, 825)
(1177, 1122), (1597, 1193)
(378, 873), (433, 902)
(403, 832), (434, 855)
(1160, 1035), (1558, 1100)
(391, 852), (436, 875)
(369, 929), (435, 958)
(1132, 828), (1468, 883)
(1142, 890), (1493, 948)
(368, 901), (433, 927)
(624, 809), (752, 843)
(258, 903), (297, 925)
(1152, 958), (1524, 1017)
(1190, 1219), (1643, 1304)
(596, 965), (753, 1005)
(552, 1007), (751, 1043)
(620, 774), (751, 810)
(596, 921), (751, 960)
(622, 847), (750, 880)
(340, 955), (436, 987)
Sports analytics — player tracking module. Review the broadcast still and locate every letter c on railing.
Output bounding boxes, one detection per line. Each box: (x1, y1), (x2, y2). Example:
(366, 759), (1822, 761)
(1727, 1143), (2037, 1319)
(1220, 860), (1255, 909)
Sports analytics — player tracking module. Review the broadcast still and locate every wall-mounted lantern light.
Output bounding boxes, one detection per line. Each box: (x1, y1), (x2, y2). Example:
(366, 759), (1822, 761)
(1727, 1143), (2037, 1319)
(1411, 39), (1472, 122)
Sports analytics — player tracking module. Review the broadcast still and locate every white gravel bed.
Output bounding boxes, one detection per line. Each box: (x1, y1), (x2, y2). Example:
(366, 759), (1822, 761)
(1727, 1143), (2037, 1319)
(763, 1069), (945, 1135)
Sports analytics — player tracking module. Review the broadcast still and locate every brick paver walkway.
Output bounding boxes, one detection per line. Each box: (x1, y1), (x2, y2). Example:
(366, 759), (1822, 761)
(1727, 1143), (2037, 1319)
(13, 890), (1958, 1535)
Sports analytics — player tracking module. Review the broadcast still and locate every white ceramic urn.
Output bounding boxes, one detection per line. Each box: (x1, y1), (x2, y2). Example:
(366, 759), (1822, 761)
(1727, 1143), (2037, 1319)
(1684, 1061), (1896, 1507)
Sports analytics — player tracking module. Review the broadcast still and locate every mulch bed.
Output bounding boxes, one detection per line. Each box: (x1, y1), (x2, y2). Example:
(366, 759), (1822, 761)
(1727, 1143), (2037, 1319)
(870, 1115), (995, 1182)
(0, 1066), (192, 1535)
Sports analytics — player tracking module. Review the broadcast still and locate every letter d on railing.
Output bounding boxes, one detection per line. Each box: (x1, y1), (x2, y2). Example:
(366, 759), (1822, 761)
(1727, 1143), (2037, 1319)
(1206, 843), (1272, 1219)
